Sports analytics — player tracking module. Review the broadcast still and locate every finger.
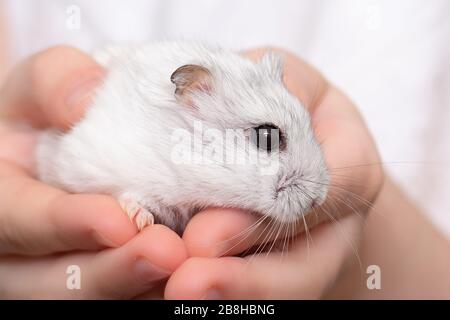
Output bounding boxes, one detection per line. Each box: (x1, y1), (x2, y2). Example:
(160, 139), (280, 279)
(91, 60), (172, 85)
(82, 224), (187, 299)
(0, 161), (136, 255)
(0, 225), (187, 299)
(167, 213), (363, 300)
(183, 207), (323, 258)
(0, 122), (39, 171)
(183, 208), (259, 257)
(0, 45), (104, 130)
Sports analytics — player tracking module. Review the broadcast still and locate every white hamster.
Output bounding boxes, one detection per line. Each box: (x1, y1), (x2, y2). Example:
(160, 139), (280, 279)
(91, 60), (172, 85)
(36, 41), (329, 234)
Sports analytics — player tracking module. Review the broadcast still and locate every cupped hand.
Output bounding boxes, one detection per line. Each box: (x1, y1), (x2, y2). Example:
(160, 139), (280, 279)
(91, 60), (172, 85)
(165, 48), (384, 299)
(0, 46), (187, 299)
(0, 45), (383, 299)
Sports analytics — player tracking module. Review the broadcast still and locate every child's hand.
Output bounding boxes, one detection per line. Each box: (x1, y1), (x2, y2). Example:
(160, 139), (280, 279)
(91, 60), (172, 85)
(165, 48), (384, 299)
(0, 46), (187, 298)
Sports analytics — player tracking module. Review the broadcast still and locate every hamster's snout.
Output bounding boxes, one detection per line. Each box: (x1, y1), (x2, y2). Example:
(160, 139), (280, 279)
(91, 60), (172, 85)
(275, 182), (322, 204)
(272, 172), (329, 221)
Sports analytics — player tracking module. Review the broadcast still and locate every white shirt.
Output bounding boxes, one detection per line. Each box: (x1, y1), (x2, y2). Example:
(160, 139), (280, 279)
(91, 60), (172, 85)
(4, 0), (450, 236)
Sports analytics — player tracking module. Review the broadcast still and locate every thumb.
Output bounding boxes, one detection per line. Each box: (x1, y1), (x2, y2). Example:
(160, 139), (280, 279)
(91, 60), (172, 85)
(0, 45), (104, 130)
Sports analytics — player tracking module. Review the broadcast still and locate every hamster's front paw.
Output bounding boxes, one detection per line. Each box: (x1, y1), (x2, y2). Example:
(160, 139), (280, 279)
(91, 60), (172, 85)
(119, 193), (154, 231)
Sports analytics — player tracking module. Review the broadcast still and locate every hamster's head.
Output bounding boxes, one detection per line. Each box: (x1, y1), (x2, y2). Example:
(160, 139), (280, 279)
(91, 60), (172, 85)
(169, 51), (329, 223)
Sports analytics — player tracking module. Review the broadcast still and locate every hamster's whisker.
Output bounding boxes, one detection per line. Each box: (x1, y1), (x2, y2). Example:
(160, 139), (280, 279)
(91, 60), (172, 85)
(280, 220), (294, 262)
(329, 160), (450, 171)
(302, 212), (312, 261)
(327, 192), (364, 221)
(320, 203), (363, 270)
(328, 179), (380, 193)
(300, 188), (318, 259)
(300, 177), (384, 219)
(243, 215), (278, 259)
(232, 207), (284, 259)
(265, 216), (284, 259)
(220, 174), (379, 261)
(291, 218), (297, 248)
(328, 173), (370, 186)
(328, 184), (385, 219)
(218, 214), (270, 257)
(215, 214), (268, 257)
(215, 212), (269, 246)
(325, 193), (374, 234)
(310, 182), (369, 223)
(299, 178), (369, 271)
(281, 221), (292, 261)
(244, 209), (284, 255)
(256, 217), (278, 257)
(252, 217), (279, 257)
(279, 222), (288, 261)
(242, 219), (275, 266)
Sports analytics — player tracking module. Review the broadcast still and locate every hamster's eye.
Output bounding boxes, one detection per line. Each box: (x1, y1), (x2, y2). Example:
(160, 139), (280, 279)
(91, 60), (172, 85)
(251, 124), (284, 152)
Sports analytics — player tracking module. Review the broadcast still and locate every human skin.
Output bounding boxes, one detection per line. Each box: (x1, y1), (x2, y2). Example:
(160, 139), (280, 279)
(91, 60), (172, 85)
(0, 5), (10, 85)
(0, 46), (448, 299)
(327, 178), (450, 299)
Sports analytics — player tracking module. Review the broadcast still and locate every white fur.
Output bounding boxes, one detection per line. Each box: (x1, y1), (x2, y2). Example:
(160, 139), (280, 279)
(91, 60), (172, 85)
(36, 41), (329, 233)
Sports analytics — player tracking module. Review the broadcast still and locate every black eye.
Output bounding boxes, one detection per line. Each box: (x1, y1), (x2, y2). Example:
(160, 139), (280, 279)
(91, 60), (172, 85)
(251, 124), (284, 152)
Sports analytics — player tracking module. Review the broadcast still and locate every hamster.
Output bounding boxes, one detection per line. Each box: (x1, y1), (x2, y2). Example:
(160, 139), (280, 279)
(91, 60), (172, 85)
(36, 41), (329, 234)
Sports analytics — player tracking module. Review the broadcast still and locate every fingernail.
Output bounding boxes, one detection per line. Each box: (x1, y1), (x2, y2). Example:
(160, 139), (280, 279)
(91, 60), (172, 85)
(133, 258), (170, 284)
(65, 74), (103, 113)
(202, 288), (222, 300)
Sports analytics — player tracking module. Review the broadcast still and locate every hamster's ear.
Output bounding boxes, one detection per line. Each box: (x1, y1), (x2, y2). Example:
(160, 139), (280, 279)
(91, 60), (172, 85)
(170, 64), (213, 106)
(259, 51), (284, 81)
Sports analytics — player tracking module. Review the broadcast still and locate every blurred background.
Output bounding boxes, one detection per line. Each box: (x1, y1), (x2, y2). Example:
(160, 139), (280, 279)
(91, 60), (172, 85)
(1, 0), (449, 237)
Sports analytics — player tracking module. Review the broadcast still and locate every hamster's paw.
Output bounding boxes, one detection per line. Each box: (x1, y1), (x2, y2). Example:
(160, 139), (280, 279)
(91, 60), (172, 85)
(119, 194), (154, 231)
(135, 207), (154, 230)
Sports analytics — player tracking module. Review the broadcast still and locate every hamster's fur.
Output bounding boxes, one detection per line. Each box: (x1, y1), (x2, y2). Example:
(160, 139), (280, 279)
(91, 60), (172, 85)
(37, 41), (329, 233)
